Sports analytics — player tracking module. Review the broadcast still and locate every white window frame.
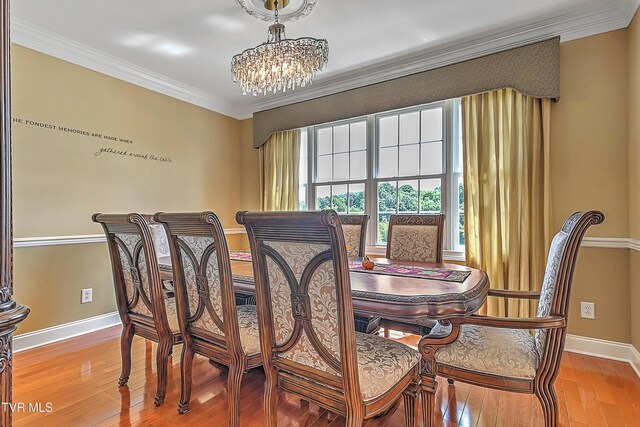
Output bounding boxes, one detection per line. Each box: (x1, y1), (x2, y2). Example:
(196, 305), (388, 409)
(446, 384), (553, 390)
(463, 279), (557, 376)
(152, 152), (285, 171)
(305, 99), (465, 261)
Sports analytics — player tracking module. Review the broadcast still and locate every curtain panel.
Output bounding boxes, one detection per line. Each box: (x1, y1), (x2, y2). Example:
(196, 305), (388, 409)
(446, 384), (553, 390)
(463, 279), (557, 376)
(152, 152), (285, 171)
(259, 130), (301, 211)
(462, 88), (552, 318)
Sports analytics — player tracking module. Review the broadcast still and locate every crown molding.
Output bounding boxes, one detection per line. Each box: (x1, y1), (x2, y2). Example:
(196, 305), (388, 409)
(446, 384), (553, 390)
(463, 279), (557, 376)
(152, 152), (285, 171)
(10, 19), (246, 120)
(10, 0), (640, 120)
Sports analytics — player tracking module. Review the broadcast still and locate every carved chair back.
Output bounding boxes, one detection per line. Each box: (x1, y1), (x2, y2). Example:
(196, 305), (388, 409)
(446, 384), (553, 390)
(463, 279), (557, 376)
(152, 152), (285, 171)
(93, 213), (172, 337)
(386, 214), (445, 263)
(534, 211), (605, 370)
(154, 212), (241, 355)
(237, 210), (362, 401)
(339, 214), (369, 258)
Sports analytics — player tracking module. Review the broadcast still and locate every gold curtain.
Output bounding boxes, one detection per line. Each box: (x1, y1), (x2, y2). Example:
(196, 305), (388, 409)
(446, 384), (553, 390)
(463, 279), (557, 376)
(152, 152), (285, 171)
(462, 88), (552, 318)
(259, 130), (301, 211)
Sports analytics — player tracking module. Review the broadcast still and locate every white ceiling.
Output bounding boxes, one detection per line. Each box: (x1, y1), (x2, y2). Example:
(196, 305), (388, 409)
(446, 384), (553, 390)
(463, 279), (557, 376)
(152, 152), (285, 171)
(10, 0), (639, 119)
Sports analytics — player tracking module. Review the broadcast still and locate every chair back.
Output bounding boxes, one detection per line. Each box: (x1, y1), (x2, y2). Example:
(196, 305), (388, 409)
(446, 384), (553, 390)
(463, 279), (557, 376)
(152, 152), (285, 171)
(386, 214), (445, 263)
(154, 212), (241, 354)
(534, 211), (604, 365)
(236, 210), (362, 400)
(339, 214), (369, 257)
(93, 213), (172, 336)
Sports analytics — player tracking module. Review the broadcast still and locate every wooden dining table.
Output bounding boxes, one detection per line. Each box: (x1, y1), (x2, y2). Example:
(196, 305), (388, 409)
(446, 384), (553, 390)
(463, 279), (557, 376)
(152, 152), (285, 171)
(158, 254), (490, 323)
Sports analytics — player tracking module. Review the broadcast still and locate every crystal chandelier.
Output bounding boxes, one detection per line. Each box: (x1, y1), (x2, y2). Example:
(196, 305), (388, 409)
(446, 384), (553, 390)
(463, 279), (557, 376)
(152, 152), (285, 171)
(231, 0), (328, 96)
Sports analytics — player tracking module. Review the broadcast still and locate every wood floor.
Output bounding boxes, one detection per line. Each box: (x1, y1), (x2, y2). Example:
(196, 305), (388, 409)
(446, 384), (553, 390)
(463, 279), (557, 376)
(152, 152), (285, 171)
(12, 326), (640, 427)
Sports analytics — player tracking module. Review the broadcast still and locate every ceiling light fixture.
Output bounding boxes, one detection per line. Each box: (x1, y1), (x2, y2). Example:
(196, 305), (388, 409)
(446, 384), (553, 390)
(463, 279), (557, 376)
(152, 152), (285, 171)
(231, 0), (328, 96)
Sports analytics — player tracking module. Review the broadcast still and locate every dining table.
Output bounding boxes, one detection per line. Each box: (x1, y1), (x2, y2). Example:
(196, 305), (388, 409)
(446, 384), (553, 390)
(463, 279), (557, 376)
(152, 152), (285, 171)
(157, 252), (490, 324)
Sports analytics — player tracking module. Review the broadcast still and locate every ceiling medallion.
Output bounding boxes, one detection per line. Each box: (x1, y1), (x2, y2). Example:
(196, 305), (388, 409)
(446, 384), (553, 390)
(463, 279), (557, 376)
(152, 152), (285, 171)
(231, 0), (328, 96)
(235, 0), (318, 22)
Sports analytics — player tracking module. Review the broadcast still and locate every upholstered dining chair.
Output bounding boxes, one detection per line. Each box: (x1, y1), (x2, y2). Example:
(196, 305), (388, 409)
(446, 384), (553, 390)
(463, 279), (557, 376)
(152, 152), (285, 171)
(386, 213), (445, 262)
(92, 213), (182, 407)
(339, 214), (369, 258)
(154, 212), (261, 426)
(380, 213), (446, 336)
(236, 210), (422, 427)
(418, 211), (604, 427)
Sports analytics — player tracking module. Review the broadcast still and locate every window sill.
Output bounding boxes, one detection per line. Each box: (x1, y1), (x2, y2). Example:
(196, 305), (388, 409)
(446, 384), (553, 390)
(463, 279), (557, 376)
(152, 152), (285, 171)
(365, 246), (466, 263)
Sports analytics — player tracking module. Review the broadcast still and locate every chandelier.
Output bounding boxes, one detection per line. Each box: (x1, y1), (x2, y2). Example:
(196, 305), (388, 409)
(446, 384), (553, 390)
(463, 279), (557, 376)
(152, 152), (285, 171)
(231, 0), (328, 96)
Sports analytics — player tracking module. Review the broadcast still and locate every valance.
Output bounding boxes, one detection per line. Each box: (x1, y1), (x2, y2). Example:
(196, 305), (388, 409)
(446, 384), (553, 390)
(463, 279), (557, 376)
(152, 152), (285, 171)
(253, 37), (559, 147)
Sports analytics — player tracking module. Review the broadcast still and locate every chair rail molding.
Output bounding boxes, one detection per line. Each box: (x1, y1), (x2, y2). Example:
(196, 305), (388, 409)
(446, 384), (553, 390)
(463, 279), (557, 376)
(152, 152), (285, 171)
(581, 236), (638, 251)
(13, 228), (247, 248)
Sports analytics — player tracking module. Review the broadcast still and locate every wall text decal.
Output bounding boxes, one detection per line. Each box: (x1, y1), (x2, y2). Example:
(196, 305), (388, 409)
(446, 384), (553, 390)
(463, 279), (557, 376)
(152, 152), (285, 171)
(12, 117), (173, 163)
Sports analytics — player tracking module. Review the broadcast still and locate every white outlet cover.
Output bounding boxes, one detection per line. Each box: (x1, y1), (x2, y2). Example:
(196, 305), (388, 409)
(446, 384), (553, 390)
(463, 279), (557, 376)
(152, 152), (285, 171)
(580, 301), (595, 319)
(81, 288), (93, 304)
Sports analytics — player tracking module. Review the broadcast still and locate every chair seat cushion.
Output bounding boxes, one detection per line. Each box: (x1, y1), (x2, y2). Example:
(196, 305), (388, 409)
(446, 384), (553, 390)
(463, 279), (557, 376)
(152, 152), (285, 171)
(355, 332), (420, 400)
(435, 324), (538, 379)
(236, 305), (261, 356)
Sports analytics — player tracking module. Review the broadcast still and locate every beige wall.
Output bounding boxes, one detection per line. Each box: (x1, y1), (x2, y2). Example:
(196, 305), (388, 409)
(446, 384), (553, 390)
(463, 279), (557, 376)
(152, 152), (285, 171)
(11, 45), (245, 334)
(628, 11), (640, 349)
(551, 30), (632, 342)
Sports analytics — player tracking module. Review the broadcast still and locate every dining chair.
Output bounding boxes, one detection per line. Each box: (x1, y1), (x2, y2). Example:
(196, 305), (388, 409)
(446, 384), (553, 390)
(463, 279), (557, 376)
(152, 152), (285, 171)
(154, 211), (261, 425)
(418, 210), (604, 427)
(236, 209), (422, 427)
(339, 214), (369, 258)
(386, 213), (445, 263)
(381, 213), (446, 336)
(92, 213), (182, 406)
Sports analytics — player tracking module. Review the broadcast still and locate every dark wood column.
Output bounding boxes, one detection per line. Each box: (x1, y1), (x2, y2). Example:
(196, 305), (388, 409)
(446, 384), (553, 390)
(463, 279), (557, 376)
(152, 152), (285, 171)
(0, 0), (30, 425)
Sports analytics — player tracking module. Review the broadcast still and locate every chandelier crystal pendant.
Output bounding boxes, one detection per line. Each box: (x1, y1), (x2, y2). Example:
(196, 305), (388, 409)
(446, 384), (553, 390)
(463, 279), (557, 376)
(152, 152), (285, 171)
(231, 0), (328, 96)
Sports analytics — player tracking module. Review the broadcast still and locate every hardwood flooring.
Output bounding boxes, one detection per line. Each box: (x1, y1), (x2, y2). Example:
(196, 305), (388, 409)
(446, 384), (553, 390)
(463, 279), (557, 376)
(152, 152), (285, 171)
(11, 326), (640, 426)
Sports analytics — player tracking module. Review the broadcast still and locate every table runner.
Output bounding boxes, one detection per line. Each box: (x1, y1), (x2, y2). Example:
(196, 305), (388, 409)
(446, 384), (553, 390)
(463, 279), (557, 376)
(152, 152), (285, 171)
(347, 260), (470, 283)
(229, 251), (470, 283)
(229, 251), (253, 262)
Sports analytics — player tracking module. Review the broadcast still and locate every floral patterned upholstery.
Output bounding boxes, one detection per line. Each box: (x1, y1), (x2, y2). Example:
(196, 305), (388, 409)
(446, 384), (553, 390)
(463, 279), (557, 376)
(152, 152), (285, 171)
(115, 232), (179, 332)
(116, 233), (153, 317)
(261, 239), (420, 399)
(355, 332), (420, 400)
(388, 224), (440, 263)
(435, 324), (539, 379)
(342, 224), (363, 258)
(177, 236), (225, 337)
(149, 223), (170, 258)
(534, 231), (569, 359)
(264, 240), (341, 375)
(236, 305), (261, 356)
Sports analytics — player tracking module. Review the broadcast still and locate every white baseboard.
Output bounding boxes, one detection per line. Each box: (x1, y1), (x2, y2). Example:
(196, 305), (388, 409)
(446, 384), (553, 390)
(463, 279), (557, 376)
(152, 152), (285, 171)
(631, 345), (640, 378)
(13, 311), (121, 353)
(565, 334), (640, 378)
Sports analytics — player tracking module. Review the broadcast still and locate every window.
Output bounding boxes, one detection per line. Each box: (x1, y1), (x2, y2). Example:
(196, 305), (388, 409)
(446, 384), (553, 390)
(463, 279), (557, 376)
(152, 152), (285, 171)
(311, 120), (367, 214)
(303, 99), (464, 255)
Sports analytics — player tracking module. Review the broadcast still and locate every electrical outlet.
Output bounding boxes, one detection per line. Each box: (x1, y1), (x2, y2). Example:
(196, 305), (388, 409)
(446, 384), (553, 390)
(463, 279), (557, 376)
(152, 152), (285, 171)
(81, 288), (93, 304)
(580, 301), (595, 319)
